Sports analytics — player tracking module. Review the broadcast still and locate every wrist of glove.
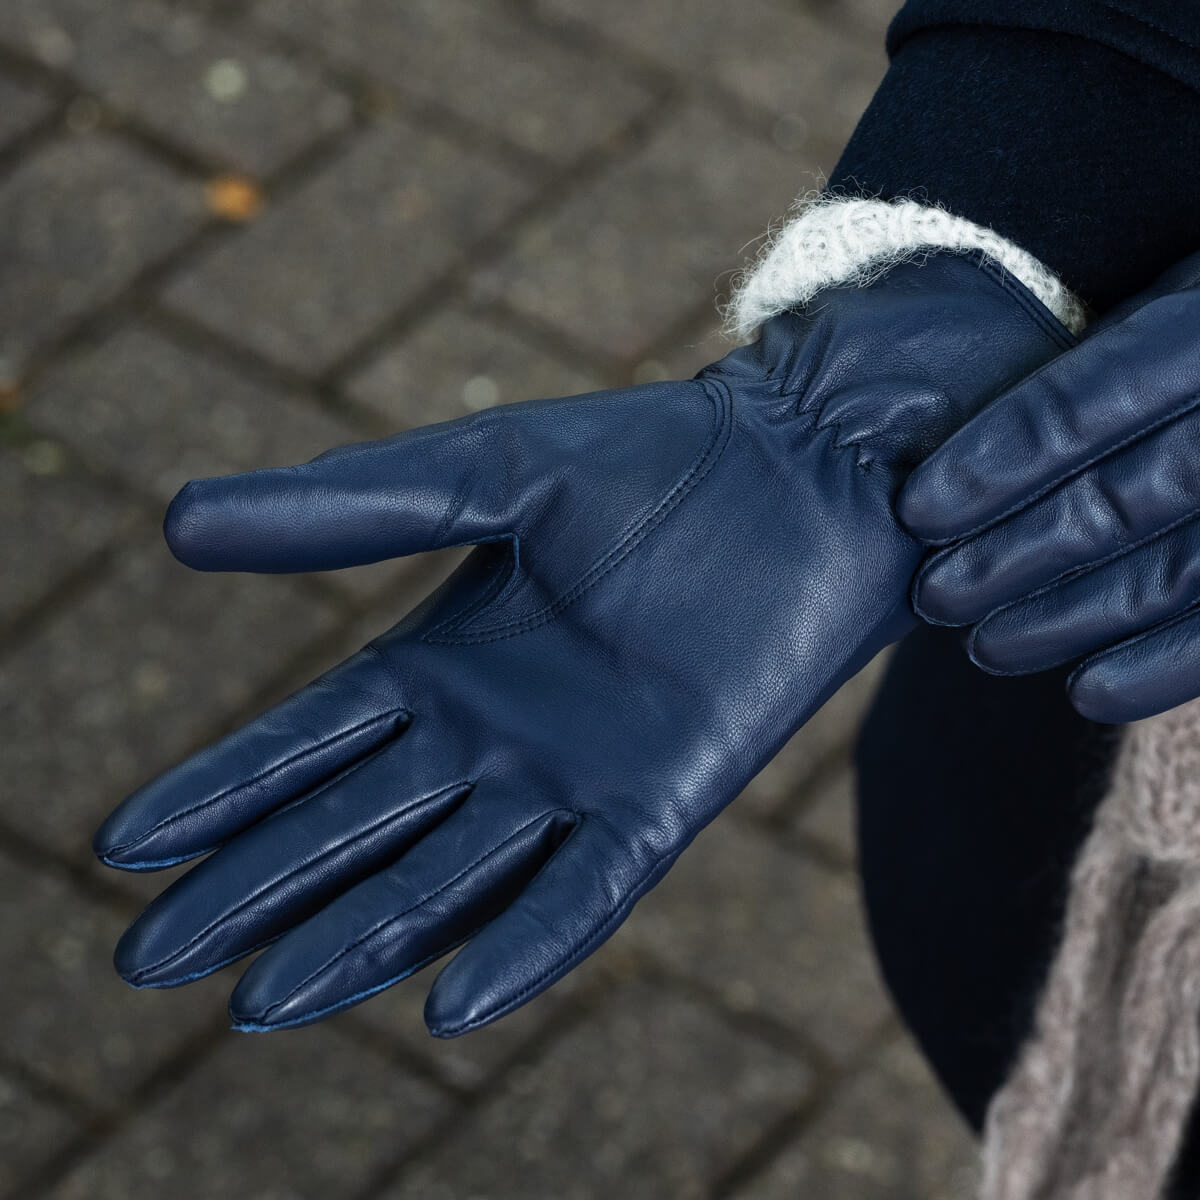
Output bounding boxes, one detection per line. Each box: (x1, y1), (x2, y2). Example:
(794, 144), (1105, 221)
(901, 249), (1200, 725)
(93, 197), (1076, 1036)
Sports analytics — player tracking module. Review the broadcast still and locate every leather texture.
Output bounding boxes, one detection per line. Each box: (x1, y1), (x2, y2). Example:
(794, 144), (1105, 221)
(900, 250), (1200, 724)
(94, 253), (1072, 1036)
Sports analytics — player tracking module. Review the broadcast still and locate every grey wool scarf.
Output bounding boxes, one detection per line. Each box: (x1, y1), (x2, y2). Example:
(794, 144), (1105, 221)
(979, 698), (1200, 1199)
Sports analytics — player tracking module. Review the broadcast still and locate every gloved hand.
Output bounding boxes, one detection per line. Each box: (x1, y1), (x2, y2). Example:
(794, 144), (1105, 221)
(900, 251), (1200, 725)
(94, 252), (1071, 1036)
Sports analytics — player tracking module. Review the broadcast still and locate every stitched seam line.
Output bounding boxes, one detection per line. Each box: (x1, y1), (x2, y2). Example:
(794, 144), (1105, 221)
(109, 705), (410, 855)
(777, 250), (1076, 473)
(127, 780), (471, 982)
(256, 810), (576, 1021)
(791, 378), (878, 469)
(437, 838), (672, 1035)
(969, 505), (1200, 674)
(1069, 596), (1200, 687)
(975, 253), (1078, 351)
(426, 383), (733, 645)
(924, 388), (1200, 545)
(237, 932), (483, 1030)
(424, 535), (520, 637)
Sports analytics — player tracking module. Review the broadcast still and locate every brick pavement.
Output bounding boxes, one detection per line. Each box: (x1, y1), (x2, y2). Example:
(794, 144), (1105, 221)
(0, 1), (980, 1195)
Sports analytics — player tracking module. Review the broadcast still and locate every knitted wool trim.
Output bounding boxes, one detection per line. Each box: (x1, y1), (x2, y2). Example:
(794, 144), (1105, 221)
(724, 193), (1088, 341)
(979, 700), (1200, 1200)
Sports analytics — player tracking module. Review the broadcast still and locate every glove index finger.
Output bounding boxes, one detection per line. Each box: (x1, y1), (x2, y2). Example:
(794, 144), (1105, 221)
(898, 289), (1200, 546)
(94, 644), (408, 870)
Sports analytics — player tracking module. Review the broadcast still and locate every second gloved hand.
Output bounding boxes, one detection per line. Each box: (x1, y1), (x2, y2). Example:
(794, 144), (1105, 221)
(901, 252), (1200, 723)
(93, 252), (1071, 1036)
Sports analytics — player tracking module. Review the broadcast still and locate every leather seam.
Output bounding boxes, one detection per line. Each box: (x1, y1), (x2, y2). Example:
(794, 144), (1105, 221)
(424, 382), (733, 645)
(967, 503), (1200, 674)
(106, 704), (410, 857)
(918, 387), (1200, 547)
(974, 252), (1079, 351)
(433, 833), (671, 1036)
(125, 780), (472, 983)
(423, 535), (520, 637)
(1068, 596), (1200, 690)
(253, 809), (579, 1022)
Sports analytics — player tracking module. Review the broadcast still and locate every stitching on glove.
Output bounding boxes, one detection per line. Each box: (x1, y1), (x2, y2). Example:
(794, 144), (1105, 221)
(425, 381), (733, 645)
(235, 931), (485, 1032)
(1067, 596), (1200, 693)
(418, 535), (521, 636)
(431, 830), (677, 1036)
(252, 808), (581, 1023)
(104, 705), (411, 859)
(123, 779), (474, 984)
(974, 254), (1079, 351)
(916, 387), (1200, 550)
(966, 506), (1200, 675)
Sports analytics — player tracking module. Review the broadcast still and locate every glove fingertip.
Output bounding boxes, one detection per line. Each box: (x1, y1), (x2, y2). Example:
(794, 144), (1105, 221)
(163, 478), (219, 570)
(895, 463), (968, 546)
(423, 974), (490, 1039)
(1067, 661), (1138, 725)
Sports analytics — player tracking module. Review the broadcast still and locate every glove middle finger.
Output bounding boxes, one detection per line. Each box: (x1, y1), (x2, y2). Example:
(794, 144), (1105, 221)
(914, 399), (1200, 628)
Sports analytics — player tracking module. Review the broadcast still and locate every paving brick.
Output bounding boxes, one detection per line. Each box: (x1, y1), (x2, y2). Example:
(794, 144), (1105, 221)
(0, 132), (204, 372)
(735, 1033), (979, 1199)
(0, 851), (228, 1109)
(386, 979), (813, 1199)
(51, 1025), (453, 1200)
(26, 323), (363, 500)
(0, 0), (352, 174)
(538, 0), (887, 154)
(625, 819), (891, 1062)
(472, 103), (802, 363)
(792, 766), (857, 865)
(627, 320), (730, 386)
(0, 535), (338, 859)
(808, 0), (903, 45)
(738, 651), (888, 820)
(0, 71), (55, 150)
(251, 0), (656, 166)
(0, 1066), (84, 1193)
(0, 443), (138, 625)
(347, 939), (615, 1092)
(24, 322), (469, 603)
(162, 118), (531, 374)
(345, 303), (604, 427)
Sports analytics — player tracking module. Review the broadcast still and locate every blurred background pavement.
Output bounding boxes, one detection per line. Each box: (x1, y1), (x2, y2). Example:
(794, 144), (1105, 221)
(0, 1), (979, 1196)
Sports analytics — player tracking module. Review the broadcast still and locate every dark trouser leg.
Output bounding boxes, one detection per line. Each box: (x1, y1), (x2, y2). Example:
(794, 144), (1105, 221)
(854, 624), (1121, 1131)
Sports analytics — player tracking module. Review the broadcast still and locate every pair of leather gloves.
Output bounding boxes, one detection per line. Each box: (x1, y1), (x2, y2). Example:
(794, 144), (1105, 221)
(94, 244), (1200, 1037)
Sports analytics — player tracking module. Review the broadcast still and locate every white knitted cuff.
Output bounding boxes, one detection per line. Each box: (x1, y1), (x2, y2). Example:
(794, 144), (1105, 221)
(724, 193), (1088, 342)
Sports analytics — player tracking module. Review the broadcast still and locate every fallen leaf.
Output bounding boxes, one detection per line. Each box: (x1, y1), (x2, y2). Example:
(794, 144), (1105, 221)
(0, 382), (22, 414)
(205, 175), (264, 222)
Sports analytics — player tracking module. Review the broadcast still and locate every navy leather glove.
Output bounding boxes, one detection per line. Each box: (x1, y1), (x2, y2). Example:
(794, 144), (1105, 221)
(94, 253), (1071, 1035)
(901, 252), (1200, 724)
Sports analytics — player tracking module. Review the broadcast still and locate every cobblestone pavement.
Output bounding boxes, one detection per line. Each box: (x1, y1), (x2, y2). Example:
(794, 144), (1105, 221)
(0, 1), (980, 1196)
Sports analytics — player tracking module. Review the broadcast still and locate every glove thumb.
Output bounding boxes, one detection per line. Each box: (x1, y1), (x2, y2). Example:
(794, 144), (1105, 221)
(165, 406), (530, 573)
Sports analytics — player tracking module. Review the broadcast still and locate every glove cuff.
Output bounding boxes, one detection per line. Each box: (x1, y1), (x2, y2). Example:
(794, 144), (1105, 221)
(724, 193), (1088, 341)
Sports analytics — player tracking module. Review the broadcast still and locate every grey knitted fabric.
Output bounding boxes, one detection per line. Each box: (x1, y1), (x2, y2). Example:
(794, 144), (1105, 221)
(979, 699), (1200, 1199)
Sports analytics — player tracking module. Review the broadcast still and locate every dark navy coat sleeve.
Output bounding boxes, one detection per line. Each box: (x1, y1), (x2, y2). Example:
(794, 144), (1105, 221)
(832, 2), (1200, 312)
